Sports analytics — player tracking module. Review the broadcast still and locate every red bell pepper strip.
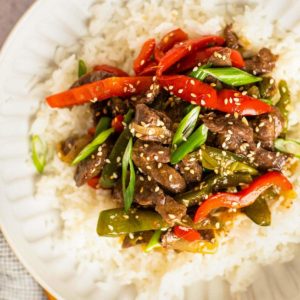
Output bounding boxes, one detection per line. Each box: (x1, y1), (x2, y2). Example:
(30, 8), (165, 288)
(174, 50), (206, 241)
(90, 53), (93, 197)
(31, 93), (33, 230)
(46, 76), (153, 108)
(93, 64), (129, 77)
(154, 28), (189, 61)
(217, 89), (272, 116)
(194, 171), (293, 222)
(174, 46), (245, 73)
(134, 38), (156, 74)
(156, 35), (225, 76)
(111, 115), (124, 133)
(138, 61), (158, 76)
(87, 176), (100, 189)
(158, 75), (218, 107)
(173, 226), (202, 242)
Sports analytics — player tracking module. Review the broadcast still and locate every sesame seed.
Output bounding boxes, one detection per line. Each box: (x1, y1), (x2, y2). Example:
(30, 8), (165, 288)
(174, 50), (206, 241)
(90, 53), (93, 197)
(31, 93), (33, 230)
(224, 98), (228, 105)
(190, 79), (195, 85)
(158, 163), (162, 168)
(169, 85), (174, 90)
(168, 214), (176, 219)
(178, 89), (183, 94)
(140, 59), (145, 65)
(234, 112), (239, 119)
(191, 101), (197, 105)
(192, 66), (199, 72)
(108, 225), (114, 231)
(259, 122), (265, 127)
(136, 133), (142, 138)
(200, 100), (206, 105)
(154, 155), (159, 160)
(169, 174), (173, 181)
(105, 159), (111, 164)
(241, 117), (248, 126)
(116, 156), (121, 163)
(129, 233), (134, 239)
(190, 93), (197, 98)
(147, 176), (152, 181)
(190, 169), (195, 174)
(140, 176), (144, 181)
(155, 186), (160, 192)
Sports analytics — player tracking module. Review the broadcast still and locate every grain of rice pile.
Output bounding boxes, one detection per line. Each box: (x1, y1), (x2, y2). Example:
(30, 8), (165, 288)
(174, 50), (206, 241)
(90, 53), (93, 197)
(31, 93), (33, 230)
(30, 0), (300, 299)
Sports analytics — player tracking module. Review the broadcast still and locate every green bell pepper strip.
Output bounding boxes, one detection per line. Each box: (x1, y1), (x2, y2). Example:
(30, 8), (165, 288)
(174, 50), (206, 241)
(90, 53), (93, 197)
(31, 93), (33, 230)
(175, 173), (253, 207)
(274, 138), (300, 158)
(276, 80), (291, 134)
(190, 66), (262, 87)
(171, 124), (208, 164)
(145, 230), (162, 252)
(243, 189), (274, 226)
(97, 208), (168, 237)
(200, 145), (258, 176)
(172, 106), (200, 146)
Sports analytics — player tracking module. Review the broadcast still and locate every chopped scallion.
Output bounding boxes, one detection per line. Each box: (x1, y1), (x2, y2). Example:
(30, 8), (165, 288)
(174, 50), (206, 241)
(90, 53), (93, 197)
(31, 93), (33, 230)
(31, 135), (47, 174)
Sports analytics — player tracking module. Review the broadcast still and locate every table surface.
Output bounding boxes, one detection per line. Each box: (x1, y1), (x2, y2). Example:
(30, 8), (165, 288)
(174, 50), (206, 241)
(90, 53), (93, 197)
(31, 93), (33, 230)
(0, 2), (47, 300)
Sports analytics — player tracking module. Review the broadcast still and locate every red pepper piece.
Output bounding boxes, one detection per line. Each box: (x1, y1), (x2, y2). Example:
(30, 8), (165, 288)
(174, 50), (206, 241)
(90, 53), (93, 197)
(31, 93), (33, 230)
(174, 226), (202, 242)
(174, 46), (245, 73)
(158, 75), (218, 107)
(154, 28), (189, 62)
(156, 35), (225, 76)
(88, 127), (96, 136)
(194, 171), (293, 222)
(111, 115), (124, 133)
(46, 77), (153, 108)
(217, 89), (272, 116)
(93, 64), (129, 77)
(134, 38), (156, 74)
(87, 176), (100, 189)
(138, 61), (158, 76)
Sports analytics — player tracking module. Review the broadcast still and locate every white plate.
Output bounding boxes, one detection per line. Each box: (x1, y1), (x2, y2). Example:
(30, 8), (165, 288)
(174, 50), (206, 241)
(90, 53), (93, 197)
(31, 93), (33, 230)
(1, 1), (300, 299)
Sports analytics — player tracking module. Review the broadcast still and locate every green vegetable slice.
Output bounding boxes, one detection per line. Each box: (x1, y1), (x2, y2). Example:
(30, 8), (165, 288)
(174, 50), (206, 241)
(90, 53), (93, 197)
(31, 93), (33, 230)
(78, 59), (87, 78)
(190, 66), (262, 86)
(122, 138), (136, 212)
(275, 138), (300, 158)
(145, 229), (162, 252)
(172, 106), (200, 146)
(276, 80), (291, 134)
(31, 135), (47, 174)
(72, 128), (114, 165)
(97, 208), (168, 236)
(171, 124), (208, 164)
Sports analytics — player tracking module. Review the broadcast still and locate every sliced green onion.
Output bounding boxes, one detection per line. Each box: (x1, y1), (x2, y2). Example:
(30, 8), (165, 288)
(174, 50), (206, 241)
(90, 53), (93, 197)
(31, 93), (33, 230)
(275, 138), (300, 158)
(190, 67), (262, 86)
(172, 106), (200, 146)
(171, 124), (208, 164)
(31, 135), (47, 174)
(72, 128), (114, 165)
(78, 59), (87, 78)
(95, 117), (111, 136)
(122, 138), (136, 212)
(145, 230), (162, 252)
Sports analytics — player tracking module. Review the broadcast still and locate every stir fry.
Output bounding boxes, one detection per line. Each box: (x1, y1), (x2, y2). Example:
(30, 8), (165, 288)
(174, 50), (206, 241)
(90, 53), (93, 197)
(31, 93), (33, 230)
(42, 25), (299, 253)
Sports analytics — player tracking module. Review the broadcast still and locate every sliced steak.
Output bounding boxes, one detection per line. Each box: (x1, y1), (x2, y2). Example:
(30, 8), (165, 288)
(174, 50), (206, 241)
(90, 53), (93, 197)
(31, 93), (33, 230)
(202, 112), (253, 152)
(224, 24), (240, 50)
(133, 140), (170, 163)
(245, 48), (278, 75)
(177, 154), (202, 184)
(131, 104), (173, 144)
(207, 48), (232, 67)
(251, 108), (284, 150)
(74, 143), (109, 187)
(132, 141), (186, 193)
(135, 175), (165, 206)
(70, 70), (113, 89)
(155, 195), (186, 225)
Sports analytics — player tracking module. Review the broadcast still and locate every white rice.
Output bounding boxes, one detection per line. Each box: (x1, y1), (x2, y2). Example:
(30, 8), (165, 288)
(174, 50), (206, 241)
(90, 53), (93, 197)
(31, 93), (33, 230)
(30, 0), (300, 299)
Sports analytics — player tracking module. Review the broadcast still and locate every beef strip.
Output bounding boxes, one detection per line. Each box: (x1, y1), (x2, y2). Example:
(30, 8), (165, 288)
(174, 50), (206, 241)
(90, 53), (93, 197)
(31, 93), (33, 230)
(132, 141), (186, 193)
(131, 104), (173, 144)
(245, 48), (278, 75)
(202, 112), (253, 152)
(155, 195), (186, 225)
(177, 154), (202, 184)
(70, 70), (114, 89)
(133, 140), (171, 163)
(74, 143), (109, 187)
(202, 112), (289, 170)
(223, 24), (240, 50)
(207, 48), (232, 67)
(251, 108), (284, 150)
(135, 175), (165, 206)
